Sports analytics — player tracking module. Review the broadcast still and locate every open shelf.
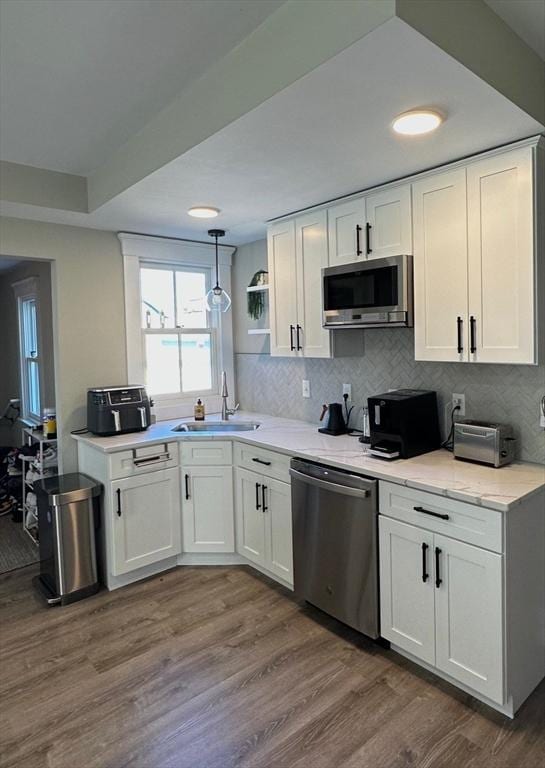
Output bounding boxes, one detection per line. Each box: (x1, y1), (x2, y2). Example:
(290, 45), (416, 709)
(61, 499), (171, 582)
(246, 284), (269, 293)
(247, 329), (271, 335)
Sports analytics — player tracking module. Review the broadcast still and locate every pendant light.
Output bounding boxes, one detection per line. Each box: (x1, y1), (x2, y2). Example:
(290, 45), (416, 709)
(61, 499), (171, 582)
(206, 228), (231, 313)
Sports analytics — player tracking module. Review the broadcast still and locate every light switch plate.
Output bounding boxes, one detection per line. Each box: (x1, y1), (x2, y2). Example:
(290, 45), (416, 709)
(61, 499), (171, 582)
(302, 379), (311, 398)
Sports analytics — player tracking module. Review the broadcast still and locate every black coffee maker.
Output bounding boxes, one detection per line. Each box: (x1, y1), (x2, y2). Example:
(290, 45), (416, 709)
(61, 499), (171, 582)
(318, 403), (348, 436)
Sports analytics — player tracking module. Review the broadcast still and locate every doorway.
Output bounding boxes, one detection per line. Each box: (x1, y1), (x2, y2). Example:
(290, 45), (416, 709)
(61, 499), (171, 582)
(0, 256), (56, 574)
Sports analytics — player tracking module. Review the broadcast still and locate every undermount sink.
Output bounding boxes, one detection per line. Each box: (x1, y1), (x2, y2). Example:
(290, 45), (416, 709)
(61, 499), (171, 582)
(172, 421), (261, 433)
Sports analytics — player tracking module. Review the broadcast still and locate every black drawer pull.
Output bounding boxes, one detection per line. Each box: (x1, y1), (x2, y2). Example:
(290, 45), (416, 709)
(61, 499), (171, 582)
(262, 485), (268, 513)
(252, 458), (272, 466)
(414, 505), (449, 521)
(421, 542), (429, 583)
(255, 482), (261, 511)
(356, 224), (362, 256)
(116, 488), (122, 517)
(435, 547), (442, 588)
(185, 474), (190, 500)
(456, 316), (463, 354)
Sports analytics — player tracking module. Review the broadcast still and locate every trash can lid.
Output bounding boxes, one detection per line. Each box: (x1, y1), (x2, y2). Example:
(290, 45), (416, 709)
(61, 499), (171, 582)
(36, 472), (102, 505)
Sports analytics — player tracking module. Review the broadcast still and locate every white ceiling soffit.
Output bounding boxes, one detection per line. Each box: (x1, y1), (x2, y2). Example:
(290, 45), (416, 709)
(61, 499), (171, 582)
(484, 0), (545, 60)
(0, 0), (285, 174)
(1, 17), (542, 245)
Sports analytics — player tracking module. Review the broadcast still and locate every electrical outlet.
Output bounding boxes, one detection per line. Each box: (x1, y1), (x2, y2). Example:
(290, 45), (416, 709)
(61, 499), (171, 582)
(342, 383), (352, 400)
(302, 379), (311, 399)
(540, 397), (545, 428)
(452, 393), (466, 418)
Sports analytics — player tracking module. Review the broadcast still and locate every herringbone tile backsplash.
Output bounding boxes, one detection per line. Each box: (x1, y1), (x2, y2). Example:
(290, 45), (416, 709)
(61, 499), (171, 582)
(235, 328), (545, 464)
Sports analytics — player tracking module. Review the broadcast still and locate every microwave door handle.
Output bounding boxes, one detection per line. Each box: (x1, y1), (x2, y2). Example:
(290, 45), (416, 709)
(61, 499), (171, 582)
(111, 410), (121, 432)
(374, 405), (381, 426)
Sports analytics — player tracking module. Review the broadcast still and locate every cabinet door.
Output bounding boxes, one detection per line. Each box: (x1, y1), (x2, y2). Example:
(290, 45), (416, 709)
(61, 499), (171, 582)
(379, 517), (436, 665)
(413, 169), (469, 362)
(112, 468), (181, 576)
(263, 477), (293, 585)
(182, 466), (234, 553)
(434, 535), (503, 704)
(365, 184), (412, 258)
(327, 198), (366, 266)
(268, 220), (298, 357)
(295, 210), (331, 358)
(467, 147), (535, 364)
(235, 468), (266, 568)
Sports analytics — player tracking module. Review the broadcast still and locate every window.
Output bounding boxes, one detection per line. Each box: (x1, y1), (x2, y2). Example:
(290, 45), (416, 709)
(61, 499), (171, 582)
(140, 265), (215, 398)
(13, 278), (41, 423)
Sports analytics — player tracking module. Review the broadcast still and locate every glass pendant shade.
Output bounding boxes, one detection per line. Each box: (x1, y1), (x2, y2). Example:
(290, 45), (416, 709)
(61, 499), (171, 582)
(206, 284), (231, 312)
(206, 228), (231, 313)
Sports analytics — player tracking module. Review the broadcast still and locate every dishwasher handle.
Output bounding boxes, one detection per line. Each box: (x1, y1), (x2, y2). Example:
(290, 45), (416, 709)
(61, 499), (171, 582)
(289, 467), (372, 500)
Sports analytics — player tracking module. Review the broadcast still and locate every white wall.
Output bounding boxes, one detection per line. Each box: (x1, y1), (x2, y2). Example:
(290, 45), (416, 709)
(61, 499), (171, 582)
(0, 217), (127, 471)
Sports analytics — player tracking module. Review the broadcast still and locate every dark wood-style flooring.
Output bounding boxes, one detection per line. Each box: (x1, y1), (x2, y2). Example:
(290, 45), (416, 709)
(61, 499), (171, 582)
(1, 564), (544, 768)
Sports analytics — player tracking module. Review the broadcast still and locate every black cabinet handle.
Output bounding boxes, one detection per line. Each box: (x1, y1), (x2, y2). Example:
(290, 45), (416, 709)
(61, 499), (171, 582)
(422, 542), (429, 583)
(296, 325), (302, 351)
(356, 224), (362, 256)
(414, 505), (449, 521)
(457, 316), (463, 354)
(289, 324), (295, 351)
(185, 474), (190, 500)
(116, 488), (122, 517)
(365, 222), (372, 255)
(470, 316), (477, 354)
(252, 457), (272, 466)
(255, 482), (261, 511)
(435, 547), (442, 588)
(262, 485), (268, 512)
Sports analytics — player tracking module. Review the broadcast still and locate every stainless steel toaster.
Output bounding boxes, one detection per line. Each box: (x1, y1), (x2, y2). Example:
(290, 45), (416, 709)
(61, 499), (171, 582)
(453, 420), (516, 467)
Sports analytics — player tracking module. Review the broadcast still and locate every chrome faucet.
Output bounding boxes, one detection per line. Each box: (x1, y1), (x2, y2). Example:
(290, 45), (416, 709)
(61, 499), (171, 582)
(221, 371), (239, 420)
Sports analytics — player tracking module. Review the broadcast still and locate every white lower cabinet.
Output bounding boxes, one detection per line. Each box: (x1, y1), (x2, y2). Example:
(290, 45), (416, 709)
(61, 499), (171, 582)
(379, 515), (503, 705)
(181, 465), (234, 553)
(112, 467), (182, 576)
(235, 467), (293, 586)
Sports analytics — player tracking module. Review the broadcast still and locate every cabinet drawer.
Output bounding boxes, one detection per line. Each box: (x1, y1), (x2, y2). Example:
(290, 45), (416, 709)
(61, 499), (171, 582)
(235, 443), (291, 483)
(379, 482), (503, 553)
(181, 441), (232, 466)
(109, 442), (179, 480)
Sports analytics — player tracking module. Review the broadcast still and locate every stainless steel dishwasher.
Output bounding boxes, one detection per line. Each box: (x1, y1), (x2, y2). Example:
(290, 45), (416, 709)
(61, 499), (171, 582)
(290, 458), (379, 639)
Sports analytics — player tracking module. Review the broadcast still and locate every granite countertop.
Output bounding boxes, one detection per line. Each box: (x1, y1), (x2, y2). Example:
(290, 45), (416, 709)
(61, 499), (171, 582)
(73, 411), (545, 512)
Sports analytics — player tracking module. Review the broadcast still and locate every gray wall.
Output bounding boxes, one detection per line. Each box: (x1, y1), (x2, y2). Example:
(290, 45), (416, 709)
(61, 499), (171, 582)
(0, 217), (127, 471)
(0, 259), (55, 446)
(234, 240), (545, 465)
(232, 239), (270, 355)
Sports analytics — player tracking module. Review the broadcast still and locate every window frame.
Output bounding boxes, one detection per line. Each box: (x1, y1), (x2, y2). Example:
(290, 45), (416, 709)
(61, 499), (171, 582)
(140, 262), (218, 400)
(120, 233), (235, 421)
(12, 277), (42, 425)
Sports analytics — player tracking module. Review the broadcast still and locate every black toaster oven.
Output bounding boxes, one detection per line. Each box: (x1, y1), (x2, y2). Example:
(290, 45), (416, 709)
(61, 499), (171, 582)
(87, 386), (151, 436)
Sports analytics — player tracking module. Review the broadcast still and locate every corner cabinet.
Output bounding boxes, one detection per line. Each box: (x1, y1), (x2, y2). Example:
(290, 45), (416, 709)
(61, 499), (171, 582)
(413, 145), (540, 364)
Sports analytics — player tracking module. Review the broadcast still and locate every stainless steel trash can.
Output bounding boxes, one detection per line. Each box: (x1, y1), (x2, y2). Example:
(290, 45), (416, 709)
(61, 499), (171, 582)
(33, 473), (102, 606)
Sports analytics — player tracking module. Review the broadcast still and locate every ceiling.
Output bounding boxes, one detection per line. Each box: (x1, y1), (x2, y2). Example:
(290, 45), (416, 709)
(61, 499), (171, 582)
(2, 16), (542, 244)
(0, 0), (284, 174)
(484, 0), (545, 59)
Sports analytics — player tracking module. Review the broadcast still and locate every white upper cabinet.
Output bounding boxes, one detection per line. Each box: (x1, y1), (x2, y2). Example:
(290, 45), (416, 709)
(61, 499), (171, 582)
(327, 198), (366, 266)
(413, 168), (469, 362)
(467, 147), (536, 364)
(365, 184), (412, 258)
(268, 220), (298, 357)
(295, 209), (331, 358)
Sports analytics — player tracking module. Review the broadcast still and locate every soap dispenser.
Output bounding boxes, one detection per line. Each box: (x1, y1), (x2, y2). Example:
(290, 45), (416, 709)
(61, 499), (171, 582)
(194, 398), (205, 421)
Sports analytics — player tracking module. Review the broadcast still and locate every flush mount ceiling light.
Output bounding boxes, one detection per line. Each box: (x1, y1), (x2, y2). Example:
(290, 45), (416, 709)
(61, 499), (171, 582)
(206, 229), (231, 313)
(392, 109), (444, 136)
(187, 206), (220, 218)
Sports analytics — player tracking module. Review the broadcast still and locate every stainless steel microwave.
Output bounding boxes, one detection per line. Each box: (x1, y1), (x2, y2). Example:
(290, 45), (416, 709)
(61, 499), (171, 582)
(322, 255), (413, 329)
